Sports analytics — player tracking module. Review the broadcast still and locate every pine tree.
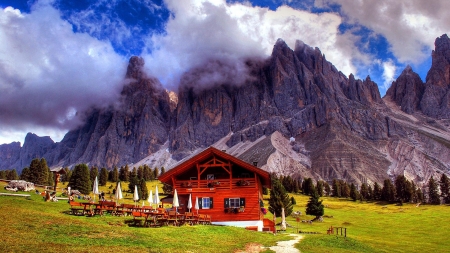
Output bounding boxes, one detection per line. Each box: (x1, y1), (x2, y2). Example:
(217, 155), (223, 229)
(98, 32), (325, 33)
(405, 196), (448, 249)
(439, 173), (450, 204)
(305, 189), (325, 220)
(20, 167), (33, 181)
(90, 167), (99, 188)
(395, 175), (413, 203)
(137, 166), (144, 180)
(367, 184), (373, 200)
(293, 179), (300, 193)
(128, 176), (139, 193)
(139, 178), (148, 201)
(68, 164), (91, 195)
(0, 170), (6, 179)
(112, 166), (119, 182)
(360, 183), (369, 200)
(269, 178), (293, 216)
(119, 166), (129, 182)
(373, 182), (381, 200)
(30, 158), (48, 185)
(341, 181), (350, 198)
(130, 167), (137, 178)
(99, 168), (108, 186)
(316, 181), (324, 197)
(350, 183), (359, 201)
(47, 168), (54, 186)
(6, 169), (19, 180)
(428, 176), (440, 205)
(381, 179), (396, 202)
(302, 178), (315, 195)
(61, 167), (71, 182)
(143, 165), (152, 181)
(161, 166), (166, 175)
(332, 179), (341, 197)
(324, 182), (331, 196)
(154, 167), (160, 179)
(291, 196), (296, 205)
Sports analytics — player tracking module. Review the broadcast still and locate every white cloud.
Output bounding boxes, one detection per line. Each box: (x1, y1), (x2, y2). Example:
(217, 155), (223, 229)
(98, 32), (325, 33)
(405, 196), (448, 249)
(0, 3), (127, 144)
(382, 60), (396, 91)
(143, 0), (364, 90)
(316, 0), (450, 64)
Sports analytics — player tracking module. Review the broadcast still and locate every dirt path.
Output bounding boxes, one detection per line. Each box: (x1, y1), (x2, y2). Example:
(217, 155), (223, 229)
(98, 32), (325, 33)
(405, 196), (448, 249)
(268, 234), (303, 253)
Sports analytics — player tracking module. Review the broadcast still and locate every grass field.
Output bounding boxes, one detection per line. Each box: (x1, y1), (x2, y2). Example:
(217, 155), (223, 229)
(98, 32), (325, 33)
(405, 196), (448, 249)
(1, 181), (449, 253)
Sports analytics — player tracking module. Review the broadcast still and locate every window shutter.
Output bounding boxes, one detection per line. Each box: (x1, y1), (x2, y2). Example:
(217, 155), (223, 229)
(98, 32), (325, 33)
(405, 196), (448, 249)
(210, 197), (213, 208)
(240, 198), (245, 207)
(224, 198), (229, 208)
(198, 197), (203, 209)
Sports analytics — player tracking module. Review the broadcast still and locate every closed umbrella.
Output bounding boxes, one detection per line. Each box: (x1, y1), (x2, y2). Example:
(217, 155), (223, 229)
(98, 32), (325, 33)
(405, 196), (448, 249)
(173, 189), (179, 212)
(133, 185), (139, 207)
(92, 176), (99, 202)
(281, 208), (286, 231)
(67, 186), (71, 196)
(187, 194), (192, 212)
(148, 190), (153, 208)
(154, 186), (160, 208)
(194, 196), (199, 214)
(115, 182), (123, 204)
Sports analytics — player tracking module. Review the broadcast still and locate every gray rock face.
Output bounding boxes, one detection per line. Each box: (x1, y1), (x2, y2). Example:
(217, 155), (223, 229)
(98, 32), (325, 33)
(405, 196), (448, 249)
(385, 66), (425, 114)
(421, 34), (450, 118)
(1, 36), (450, 187)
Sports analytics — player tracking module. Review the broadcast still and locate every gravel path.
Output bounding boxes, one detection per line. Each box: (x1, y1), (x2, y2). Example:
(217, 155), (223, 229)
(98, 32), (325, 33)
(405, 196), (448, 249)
(268, 234), (303, 253)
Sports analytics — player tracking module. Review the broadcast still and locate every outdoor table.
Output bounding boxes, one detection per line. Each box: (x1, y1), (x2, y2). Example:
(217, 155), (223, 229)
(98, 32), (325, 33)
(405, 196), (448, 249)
(80, 202), (96, 215)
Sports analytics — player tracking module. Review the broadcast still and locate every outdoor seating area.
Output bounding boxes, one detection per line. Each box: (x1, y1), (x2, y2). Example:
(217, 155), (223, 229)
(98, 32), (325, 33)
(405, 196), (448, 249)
(67, 200), (212, 228)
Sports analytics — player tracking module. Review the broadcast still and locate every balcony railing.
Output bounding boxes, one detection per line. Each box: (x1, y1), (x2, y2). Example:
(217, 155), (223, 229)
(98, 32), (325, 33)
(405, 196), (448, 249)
(175, 178), (255, 189)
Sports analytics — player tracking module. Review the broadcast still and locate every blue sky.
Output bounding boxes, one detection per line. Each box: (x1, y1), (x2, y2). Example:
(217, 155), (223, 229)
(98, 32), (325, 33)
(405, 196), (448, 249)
(0, 0), (448, 145)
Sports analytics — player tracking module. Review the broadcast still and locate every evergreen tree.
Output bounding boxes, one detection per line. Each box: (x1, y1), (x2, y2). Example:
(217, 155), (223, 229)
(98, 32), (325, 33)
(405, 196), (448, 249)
(161, 166), (166, 175)
(428, 176), (440, 205)
(395, 175), (413, 203)
(47, 168), (54, 186)
(440, 173), (450, 204)
(154, 167), (160, 179)
(139, 178), (148, 201)
(89, 167), (99, 188)
(332, 179), (341, 197)
(341, 181), (350, 198)
(128, 176), (139, 193)
(61, 167), (71, 183)
(305, 189), (325, 220)
(137, 166), (144, 180)
(29, 158), (48, 185)
(0, 170), (6, 179)
(360, 183), (369, 200)
(350, 183), (359, 201)
(99, 168), (108, 186)
(373, 182), (381, 200)
(367, 184), (374, 201)
(324, 181), (331, 196)
(112, 166), (119, 182)
(302, 178), (315, 195)
(293, 179), (300, 193)
(381, 179), (396, 202)
(268, 178), (293, 216)
(68, 164), (91, 195)
(130, 167), (137, 179)
(6, 169), (19, 180)
(291, 196), (296, 205)
(416, 187), (424, 203)
(143, 165), (152, 181)
(316, 181), (324, 197)
(20, 167), (32, 181)
(119, 166), (129, 182)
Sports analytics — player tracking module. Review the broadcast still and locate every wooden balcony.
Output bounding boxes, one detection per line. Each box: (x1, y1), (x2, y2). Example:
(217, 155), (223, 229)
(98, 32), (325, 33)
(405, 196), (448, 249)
(175, 178), (256, 190)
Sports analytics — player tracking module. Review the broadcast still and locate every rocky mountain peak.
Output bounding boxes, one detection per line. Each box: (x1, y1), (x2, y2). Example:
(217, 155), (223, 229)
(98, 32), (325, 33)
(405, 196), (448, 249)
(385, 65), (424, 114)
(126, 56), (146, 79)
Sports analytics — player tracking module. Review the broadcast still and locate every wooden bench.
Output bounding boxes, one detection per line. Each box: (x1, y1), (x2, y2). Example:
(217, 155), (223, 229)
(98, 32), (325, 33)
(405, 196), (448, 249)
(69, 201), (85, 216)
(132, 211), (146, 227)
(94, 201), (117, 216)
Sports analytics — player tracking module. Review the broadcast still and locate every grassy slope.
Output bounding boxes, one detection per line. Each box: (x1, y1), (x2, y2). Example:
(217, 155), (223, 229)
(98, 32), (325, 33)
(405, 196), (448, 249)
(1, 181), (449, 253)
(285, 194), (450, 253)
(0, 182), (285, 253)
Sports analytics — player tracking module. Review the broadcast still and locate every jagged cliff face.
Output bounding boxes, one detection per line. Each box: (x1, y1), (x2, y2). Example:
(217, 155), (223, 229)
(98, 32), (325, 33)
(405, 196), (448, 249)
(1, 36), (450, 186)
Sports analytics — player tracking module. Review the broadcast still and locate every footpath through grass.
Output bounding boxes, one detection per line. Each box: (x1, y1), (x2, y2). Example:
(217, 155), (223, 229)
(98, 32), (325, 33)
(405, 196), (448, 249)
(281, 194), (450, 253)
(0, 182), (285, 253)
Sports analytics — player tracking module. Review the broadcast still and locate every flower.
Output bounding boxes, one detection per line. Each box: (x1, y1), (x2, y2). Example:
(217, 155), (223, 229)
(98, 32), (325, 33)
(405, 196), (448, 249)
(261, 207), (267, 215)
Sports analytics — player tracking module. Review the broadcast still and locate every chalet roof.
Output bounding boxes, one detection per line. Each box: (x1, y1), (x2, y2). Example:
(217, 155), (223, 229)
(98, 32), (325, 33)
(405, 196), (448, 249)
(50, 167), (66, 174)
(159, 146), (271, 187)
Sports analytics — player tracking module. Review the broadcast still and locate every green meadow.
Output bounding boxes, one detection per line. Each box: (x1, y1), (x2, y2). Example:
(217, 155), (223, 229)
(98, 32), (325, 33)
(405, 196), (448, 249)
(0, 181), (449, 253)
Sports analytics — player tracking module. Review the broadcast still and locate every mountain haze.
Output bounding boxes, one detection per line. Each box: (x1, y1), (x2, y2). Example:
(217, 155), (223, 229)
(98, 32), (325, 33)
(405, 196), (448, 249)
(2, 35), (450, 187)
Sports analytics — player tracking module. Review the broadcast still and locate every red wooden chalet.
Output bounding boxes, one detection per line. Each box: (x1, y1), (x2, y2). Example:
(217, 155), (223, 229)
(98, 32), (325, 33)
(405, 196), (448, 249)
(158, 147), (273, 231)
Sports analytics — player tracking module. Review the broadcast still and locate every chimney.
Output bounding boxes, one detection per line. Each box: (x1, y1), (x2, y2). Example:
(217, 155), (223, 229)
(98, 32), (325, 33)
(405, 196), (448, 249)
(253, 161), (258, 167)
(222, 149), (226, 153)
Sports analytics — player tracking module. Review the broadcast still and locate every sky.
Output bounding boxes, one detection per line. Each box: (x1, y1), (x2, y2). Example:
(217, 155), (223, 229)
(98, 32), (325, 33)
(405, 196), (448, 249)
(0, 0), (448, 145)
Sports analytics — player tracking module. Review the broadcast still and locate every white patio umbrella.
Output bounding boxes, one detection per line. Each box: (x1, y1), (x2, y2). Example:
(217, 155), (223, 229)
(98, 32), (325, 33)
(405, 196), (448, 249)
(67, 186), (71, 196)
(148, 190), (153, 208)
(115, 182), (123, 204)
(281, 207), (287, 231)
(154, 186), (160, 208)
(194, 196), (199, 214)
(133, 185), (139, 207)
(187, 194), (192, 212)
(92, 176), (99, 202)
(173, 189), (179, 212)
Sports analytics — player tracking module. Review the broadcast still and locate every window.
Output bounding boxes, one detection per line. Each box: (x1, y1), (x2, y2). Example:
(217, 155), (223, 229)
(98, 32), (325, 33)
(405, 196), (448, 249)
(229, 198), (240, 208)
(200, 197), (213, 209)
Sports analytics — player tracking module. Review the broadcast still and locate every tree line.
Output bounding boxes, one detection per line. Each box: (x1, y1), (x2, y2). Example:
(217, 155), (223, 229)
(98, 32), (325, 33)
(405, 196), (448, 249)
(277, 173), (450, 205)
